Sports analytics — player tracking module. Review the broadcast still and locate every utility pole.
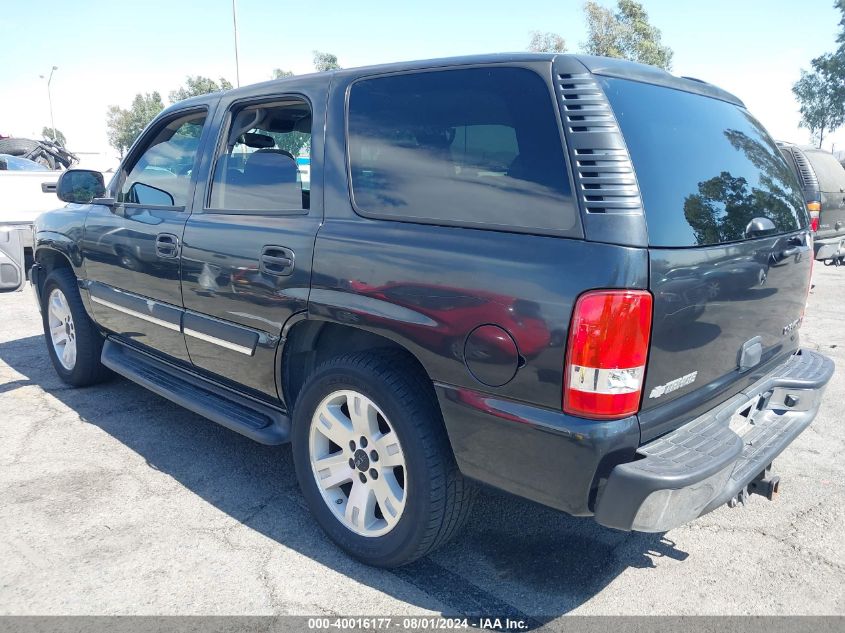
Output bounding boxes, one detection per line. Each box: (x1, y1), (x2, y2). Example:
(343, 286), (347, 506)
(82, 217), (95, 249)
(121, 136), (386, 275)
(39, 66), (58, 142)
(232, 0), (241, 87)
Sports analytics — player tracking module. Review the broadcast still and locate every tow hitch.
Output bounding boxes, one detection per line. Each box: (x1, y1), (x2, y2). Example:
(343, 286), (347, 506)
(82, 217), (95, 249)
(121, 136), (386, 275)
(728, 465), (781, 507)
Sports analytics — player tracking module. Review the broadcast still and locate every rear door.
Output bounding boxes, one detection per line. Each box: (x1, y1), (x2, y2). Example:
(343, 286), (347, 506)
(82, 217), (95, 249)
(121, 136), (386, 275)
(803, 148), (845, 240)
(599, 77), (812, 440)
(180, 76), (328, 400)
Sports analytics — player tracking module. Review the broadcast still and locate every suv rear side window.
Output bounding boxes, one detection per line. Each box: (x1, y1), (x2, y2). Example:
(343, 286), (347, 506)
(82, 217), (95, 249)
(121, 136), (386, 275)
(803, 149), (845, 193)
(600, 77), (806, 247)
(347, 67), (577, 233)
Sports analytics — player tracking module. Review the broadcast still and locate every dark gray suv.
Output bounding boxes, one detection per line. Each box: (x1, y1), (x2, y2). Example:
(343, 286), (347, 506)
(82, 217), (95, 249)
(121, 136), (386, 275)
(778, 141), (845, 263)
(6, 54), (833, 568)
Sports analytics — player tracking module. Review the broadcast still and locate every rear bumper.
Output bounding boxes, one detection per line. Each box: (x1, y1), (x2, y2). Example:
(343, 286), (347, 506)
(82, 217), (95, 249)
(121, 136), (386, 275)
(594, 349), (834, 532)
(813, 234), (845, 260)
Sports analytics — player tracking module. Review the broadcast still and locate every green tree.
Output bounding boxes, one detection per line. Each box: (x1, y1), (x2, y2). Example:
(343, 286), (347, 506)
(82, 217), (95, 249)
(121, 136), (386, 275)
(582, 0), (673, 70)
(41, 126), (66, 146)
(528, 31), (567, 53)
(791, 2), (845, 147)
(105, 106), (130, 157)
(268, 131), (310, 158)
(169, 75), (233, 104)
(272, 68), (295, 79)
(106, 92), (165, 157)
(836, 0), (845, 49)
(683, 128), (805, 244)
(313, 50), (340, 72)
(792, 68), (843, 148)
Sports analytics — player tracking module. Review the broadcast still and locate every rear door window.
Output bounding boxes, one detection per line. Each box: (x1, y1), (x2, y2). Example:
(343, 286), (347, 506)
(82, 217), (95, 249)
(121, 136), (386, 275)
(208, 98), (311, 212)
(803, 149), (845, 193)
(347, 67), (578, 234)
(600, 77), (806, 247)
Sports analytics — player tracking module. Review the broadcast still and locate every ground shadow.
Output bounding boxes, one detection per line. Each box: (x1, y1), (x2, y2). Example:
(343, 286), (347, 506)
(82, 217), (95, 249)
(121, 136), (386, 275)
(0, 334), (688, 626)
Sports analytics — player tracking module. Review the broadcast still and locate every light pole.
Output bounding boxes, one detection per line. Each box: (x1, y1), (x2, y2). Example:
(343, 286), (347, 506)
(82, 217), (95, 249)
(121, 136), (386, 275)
(232, 0), (240, 87)
(39, 66), (58, 142)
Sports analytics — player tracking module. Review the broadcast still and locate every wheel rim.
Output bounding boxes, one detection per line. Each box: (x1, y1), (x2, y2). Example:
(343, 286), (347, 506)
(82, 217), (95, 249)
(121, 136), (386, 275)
(47, 288), (77, 371)
(309, 390), (407, 537)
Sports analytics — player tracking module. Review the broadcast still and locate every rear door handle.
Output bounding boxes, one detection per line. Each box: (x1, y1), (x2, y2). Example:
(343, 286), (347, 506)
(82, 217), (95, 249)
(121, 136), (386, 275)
(155, 233), (179, 259)
(260, 246), (295, 276)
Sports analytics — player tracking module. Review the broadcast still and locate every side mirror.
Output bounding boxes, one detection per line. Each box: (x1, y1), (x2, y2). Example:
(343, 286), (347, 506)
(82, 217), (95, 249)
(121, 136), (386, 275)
(56, 169), (106, 204)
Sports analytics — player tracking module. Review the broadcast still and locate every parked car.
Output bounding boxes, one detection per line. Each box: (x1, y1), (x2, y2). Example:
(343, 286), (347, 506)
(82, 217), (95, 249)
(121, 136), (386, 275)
(3, 54), (833, 568)
(0, 157), (63, 289)
(778, 141), (845, 263)
(0, 154), (50, 171)
(0, 137), (77, 170)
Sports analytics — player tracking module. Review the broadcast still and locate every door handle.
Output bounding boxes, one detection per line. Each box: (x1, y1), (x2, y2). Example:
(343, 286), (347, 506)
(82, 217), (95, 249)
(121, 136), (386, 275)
(777, 235), (806, 259)
(155, 233), (179, 259)
(261, 246), (295, 276)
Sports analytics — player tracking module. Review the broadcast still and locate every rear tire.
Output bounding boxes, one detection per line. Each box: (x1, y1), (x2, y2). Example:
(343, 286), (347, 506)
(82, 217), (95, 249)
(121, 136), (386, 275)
(291, 351), (475, 567)
(41, 268), (111, 387)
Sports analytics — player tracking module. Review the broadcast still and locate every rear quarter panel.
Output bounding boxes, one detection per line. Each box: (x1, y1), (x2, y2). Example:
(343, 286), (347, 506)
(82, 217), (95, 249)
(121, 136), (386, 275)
(310, 219), (648, 408)
(313, 67), (649, 410)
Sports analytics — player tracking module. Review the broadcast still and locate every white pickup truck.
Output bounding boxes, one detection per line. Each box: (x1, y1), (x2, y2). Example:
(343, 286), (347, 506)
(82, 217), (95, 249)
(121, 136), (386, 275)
(0, 155), (62, 290)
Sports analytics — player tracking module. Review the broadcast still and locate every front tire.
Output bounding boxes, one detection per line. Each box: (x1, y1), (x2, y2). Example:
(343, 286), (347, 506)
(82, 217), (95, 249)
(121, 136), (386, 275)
(291, 351), (474, 567)
(41, 268), (111, 386)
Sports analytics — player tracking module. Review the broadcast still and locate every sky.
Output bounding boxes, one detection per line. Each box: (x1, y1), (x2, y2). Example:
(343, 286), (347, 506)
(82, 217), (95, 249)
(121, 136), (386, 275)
(1, 0), (843, 165)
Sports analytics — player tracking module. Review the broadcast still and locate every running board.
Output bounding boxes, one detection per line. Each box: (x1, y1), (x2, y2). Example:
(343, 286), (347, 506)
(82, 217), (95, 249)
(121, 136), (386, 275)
(101, 338), (290, 445)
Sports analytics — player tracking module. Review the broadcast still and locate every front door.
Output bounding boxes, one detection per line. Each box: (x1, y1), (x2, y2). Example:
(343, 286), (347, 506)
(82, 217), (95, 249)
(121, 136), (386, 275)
(180, 82), (326, 400)
(83, 107), (212, 362)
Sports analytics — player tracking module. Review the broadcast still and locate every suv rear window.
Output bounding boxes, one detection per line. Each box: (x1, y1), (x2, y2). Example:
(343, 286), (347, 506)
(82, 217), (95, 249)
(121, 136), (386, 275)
(600, 77), (806, 247)
(803, 149), (845, 193)
(347, 67), (578, 234)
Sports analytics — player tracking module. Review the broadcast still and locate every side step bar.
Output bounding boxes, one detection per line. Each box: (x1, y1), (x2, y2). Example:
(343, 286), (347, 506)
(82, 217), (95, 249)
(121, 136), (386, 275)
(101, 338), (290, 445)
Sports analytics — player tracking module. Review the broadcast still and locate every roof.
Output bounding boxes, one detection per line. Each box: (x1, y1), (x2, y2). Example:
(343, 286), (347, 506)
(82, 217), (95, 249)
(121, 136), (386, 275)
(164, 52), (744, 112)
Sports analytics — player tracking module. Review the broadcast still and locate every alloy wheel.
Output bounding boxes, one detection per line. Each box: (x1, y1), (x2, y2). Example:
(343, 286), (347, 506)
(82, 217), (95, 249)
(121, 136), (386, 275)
(308, 390), (407, 537)
(47, 288), (77, 370)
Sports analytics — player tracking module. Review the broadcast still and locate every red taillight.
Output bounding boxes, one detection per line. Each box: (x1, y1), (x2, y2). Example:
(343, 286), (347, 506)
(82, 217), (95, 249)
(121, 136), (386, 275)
(563, 290), (653, 420)
(808, 202), (820, 232)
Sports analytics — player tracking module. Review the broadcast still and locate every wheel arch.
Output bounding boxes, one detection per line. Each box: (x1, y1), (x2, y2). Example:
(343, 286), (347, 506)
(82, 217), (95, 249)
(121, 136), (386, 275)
(279, 318), (435, 411)
(33, 245), (75, 303)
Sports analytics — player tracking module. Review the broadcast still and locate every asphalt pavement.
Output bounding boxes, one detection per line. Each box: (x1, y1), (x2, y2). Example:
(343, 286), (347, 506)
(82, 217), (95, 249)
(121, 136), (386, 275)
(1, 266), (843, 621)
